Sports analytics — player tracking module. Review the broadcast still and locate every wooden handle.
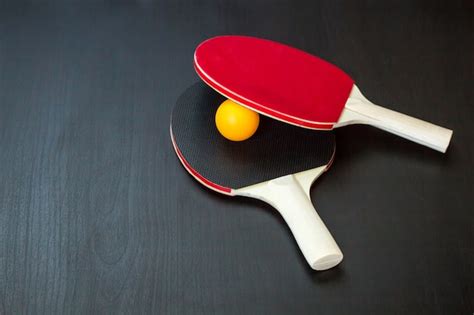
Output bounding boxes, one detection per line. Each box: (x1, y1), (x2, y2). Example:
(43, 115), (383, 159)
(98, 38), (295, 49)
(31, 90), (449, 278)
(237, 168), (343, 271)
(337, 85), (453, 153)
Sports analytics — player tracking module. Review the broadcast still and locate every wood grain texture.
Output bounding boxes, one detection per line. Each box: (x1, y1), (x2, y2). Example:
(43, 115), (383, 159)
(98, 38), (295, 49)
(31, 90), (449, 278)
(0, 1), (472, 314)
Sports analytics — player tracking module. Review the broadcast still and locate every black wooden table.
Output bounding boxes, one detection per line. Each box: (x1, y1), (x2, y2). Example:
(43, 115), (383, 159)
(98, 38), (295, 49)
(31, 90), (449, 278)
(0, 1), (472, 314)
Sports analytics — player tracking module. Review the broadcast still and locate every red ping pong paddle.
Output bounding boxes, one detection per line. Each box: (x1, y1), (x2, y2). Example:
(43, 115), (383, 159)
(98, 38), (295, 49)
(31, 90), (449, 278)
(171, 82), (343, 270)
(194, 35), (453, 153)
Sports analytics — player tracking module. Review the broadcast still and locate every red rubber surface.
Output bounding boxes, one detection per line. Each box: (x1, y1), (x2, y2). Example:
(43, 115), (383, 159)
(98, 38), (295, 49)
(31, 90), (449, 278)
(194, 35), (355, 128)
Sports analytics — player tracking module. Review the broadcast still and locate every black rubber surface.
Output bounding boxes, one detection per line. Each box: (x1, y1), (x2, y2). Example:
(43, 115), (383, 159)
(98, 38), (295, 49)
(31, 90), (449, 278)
(171, 82), (335, 189)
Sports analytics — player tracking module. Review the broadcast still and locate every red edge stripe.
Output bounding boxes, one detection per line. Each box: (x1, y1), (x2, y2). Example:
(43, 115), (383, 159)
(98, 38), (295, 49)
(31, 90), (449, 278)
(170, 126), (233, 195)
(194, 62), (335, 130)
(325, 145), (336, 171)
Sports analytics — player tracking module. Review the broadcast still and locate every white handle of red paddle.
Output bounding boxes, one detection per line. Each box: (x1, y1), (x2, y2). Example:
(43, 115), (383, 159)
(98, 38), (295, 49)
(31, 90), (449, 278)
(237, 167), (343, 271)
(337, 85), (453, 153)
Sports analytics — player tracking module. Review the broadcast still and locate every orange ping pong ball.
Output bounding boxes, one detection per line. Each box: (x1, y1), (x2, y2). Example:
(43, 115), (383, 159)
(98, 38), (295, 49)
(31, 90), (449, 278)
(215, 99), (260, 141)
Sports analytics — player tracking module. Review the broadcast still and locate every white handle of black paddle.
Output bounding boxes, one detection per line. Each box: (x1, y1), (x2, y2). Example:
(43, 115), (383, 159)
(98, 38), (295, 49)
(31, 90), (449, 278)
(237, 167), (343, 271)
(337, 85), (453, 153)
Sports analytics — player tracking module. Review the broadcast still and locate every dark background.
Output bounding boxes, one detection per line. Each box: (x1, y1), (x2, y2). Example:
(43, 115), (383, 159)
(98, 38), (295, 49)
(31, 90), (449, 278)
(0, 1), (472, 314)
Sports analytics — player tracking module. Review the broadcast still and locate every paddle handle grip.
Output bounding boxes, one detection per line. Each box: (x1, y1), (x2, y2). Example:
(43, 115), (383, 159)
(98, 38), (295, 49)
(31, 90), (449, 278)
(265, 175), (343, 270)
(341, 86), (453, 153)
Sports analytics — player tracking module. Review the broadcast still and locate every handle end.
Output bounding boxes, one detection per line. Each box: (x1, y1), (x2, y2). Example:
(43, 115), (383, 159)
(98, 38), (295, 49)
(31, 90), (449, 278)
(310, 253), (343, 271)
(438, 129), (453, 153)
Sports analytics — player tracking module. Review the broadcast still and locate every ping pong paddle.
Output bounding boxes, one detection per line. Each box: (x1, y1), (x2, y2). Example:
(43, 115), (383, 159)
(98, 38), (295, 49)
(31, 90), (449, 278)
(171, 82), (343, 270)
(194, 35), (453, 153)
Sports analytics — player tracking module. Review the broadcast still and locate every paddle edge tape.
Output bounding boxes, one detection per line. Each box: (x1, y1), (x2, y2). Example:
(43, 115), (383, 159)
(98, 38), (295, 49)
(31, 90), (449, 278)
(170, 124), (234, 196)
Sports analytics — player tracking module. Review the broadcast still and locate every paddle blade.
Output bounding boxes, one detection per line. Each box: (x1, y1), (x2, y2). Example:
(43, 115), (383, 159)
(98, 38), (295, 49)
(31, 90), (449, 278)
(195, 35), (354, 127)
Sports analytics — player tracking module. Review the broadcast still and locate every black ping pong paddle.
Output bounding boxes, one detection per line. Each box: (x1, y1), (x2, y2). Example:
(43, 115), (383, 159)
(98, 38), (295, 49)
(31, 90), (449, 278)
(171, 82), (343, 270)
